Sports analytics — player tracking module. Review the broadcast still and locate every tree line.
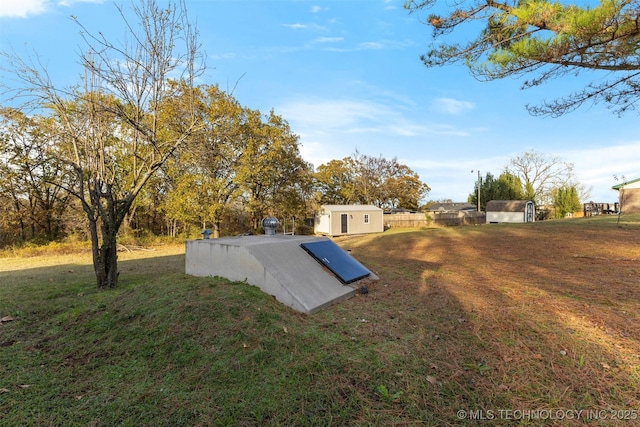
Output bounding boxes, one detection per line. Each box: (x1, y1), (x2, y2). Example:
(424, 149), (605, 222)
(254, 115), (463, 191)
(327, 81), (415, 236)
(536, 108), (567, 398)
(3, 0), (634, 289)
(0, 99), (429, 246)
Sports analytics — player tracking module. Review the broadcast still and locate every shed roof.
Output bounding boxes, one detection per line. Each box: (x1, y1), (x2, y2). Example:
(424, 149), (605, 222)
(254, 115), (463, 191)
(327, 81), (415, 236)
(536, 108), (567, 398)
(321, 204), (382, 212)
(486, 200), (533, 212)
(612, 177), (640, 190)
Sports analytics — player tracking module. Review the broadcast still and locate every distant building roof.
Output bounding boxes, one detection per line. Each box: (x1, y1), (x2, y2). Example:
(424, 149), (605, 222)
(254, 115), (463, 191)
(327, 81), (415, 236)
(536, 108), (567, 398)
(384, 208), (418, 214)
(612, 177), (640, 190)
(320, 204), (382, 212)
(426, 202), (476, 212)
(486, 200), (533, 212)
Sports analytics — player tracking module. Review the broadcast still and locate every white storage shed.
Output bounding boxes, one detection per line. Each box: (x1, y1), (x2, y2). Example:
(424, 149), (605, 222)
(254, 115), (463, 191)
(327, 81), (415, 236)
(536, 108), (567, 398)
(486, 200), (535, 223)
(314, 205), (384, 236)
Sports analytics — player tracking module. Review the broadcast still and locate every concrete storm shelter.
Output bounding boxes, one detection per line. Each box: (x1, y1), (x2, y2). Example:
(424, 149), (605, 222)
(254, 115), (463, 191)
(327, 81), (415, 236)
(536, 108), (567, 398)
(185, 234), (378, 314)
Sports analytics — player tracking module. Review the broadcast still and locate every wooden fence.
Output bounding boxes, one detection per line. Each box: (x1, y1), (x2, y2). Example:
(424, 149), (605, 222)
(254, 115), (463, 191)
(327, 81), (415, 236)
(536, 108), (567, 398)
(384, 211), (486, 228)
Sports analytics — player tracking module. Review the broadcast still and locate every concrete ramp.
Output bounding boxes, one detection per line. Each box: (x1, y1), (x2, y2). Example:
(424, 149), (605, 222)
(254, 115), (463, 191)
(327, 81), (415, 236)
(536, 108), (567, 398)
(185, 235), (377, 314)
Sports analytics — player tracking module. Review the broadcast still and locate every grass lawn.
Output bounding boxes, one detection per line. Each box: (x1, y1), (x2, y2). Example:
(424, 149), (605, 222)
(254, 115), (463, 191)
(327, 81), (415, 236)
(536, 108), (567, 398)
(1, 215), (639, 426)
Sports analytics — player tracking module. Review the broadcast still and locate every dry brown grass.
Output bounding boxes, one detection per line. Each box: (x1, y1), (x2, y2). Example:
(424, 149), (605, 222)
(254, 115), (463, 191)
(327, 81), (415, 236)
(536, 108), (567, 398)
(320, 215), (640, 424)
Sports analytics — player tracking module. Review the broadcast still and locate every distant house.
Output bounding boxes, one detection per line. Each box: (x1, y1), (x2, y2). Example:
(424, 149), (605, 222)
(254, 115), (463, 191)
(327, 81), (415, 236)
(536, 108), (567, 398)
(612, 177), (640, 214)
(314, 205), (384, 236)
(486, 200), (535, 224)
(426, 202), (476, 213)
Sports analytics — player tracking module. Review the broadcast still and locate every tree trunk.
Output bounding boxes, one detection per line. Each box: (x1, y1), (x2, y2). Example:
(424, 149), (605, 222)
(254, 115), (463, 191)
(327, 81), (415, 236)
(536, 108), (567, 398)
(13, 197), (26, 242)
(88, 214), (119, 289)
(98, 223), (119, 288)
(213, 220), (220, 238)
(122, 205), (138, 238)
(85, 183), (124, 289)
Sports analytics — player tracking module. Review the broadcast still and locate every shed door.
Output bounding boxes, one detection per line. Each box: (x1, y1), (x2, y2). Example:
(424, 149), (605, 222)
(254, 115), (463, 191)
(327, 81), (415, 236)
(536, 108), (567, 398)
(526, 202), (535, 222)
(340, 214), (348, 234)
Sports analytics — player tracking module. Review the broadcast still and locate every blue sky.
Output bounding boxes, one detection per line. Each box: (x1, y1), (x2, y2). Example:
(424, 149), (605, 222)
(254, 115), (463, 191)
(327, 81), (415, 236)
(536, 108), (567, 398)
(1, 0), (638, 203)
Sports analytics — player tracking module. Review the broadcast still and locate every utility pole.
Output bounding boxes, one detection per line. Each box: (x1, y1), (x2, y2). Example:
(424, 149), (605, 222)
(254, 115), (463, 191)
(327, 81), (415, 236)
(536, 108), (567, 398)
(472, 170), (481, 212)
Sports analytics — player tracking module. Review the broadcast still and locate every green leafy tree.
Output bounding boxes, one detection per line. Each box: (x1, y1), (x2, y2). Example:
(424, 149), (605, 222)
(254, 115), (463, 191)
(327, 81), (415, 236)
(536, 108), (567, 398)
(380, 163), (430, 210)
(315, 152), (430, 210)
(0, 0), (204, 288)
(237, 110), (312, 230)
(469, 171), (525, 211)
(495, 172), (526, 200)
(0, 108), (69, 244)
(314, 158), (359, 205)
(553, 186), (582, 218)
(469, 172), (493, 211)
(405, 0), (640, 116)
(160, 84), (247, 238)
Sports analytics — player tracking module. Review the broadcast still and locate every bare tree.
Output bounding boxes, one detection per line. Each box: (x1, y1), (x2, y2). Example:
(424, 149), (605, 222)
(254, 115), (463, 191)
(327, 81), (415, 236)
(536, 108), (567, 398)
(507, 151), (575, 206)
(613, 174), (627, 226)
(0, 0), (205, 288)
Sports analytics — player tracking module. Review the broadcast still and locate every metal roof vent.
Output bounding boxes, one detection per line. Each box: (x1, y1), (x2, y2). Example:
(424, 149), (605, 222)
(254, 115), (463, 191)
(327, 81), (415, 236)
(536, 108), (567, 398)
(262, 217), (279, 235)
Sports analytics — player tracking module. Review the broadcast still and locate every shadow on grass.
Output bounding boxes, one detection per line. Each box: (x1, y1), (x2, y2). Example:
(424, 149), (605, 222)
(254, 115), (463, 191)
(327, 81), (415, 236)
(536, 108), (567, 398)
(340, 220), (640, 423)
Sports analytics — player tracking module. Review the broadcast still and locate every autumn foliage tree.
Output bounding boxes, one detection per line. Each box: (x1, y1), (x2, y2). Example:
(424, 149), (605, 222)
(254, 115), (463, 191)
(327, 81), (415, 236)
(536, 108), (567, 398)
(314, 158), (359, 205)
(0, 108), (69, 244)
(314, 152), (430, 210)
(159, 84), (246, 239)
(159, 85), (312, 237)
(0, 0), (204, 288)
(236, 110), (314, 229)
(405, 0), (640, 116)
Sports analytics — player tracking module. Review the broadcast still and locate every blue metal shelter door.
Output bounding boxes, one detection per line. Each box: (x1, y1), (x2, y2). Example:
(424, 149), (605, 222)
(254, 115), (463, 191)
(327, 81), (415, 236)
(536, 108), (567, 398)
(300, 240), (371, 284)
(340, 213), (348, 234)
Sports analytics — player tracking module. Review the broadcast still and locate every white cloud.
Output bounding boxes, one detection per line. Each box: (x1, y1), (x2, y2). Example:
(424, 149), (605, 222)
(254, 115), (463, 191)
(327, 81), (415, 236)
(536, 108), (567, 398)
(279, 98), (481, 139)
(278, 96), (502, 200)
(358, 41), (384, 50)
(283, 22), (328, 32)
(0, 0), (48, 18)
(431, 97), (475, 115)
(280, 99), (384, 128)
(383, 0), (397, 9)
(559, 141), (640, 200)
(0, 0), (102, 18)
(209, 52), (240, 61)
(57, 0), (103, 7)
(314, 37), (343, 43)
(283, 23), (307, 30)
